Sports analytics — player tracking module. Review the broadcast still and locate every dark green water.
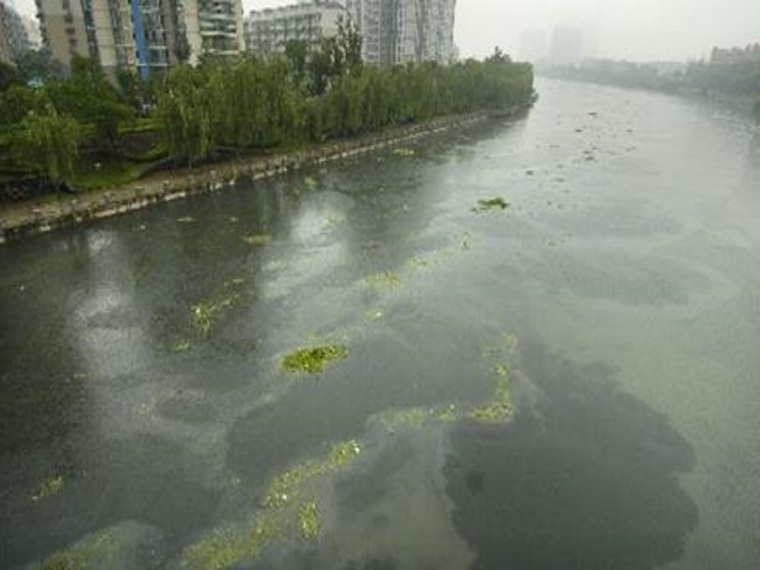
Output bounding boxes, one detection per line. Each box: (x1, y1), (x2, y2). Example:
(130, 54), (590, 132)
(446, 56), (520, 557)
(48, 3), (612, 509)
(1, 79), (759, 569)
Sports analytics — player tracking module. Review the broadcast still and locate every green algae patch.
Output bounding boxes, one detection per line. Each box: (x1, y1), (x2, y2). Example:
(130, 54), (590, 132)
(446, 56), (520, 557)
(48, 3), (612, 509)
(32, 474), (64, 502)
(365, 272), (401, 288)
(192, 295), (239, 336)
(298, 500), (321, 541)
(173, 340), (191, 353)
(473, 197), (509, 213)
(282, 345), (349, 374)
(263, 461), (324, 510)
(262, 439), (360, 511)
(434, 404), (461, 423)
(182, 519), (278, 570)
(242, 234), (272, 247)
(469, 364), (513, 423)
(329, 439), (361, 468)
(392, 147), (416, 157)
(189, 277), (250, 337)
(181, 438), (363, 568)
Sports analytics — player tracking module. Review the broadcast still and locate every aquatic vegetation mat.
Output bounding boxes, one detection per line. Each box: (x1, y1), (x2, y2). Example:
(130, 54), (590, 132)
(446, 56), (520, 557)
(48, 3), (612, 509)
(473, 197), (510, 212)
(364, 271), (402, 288)
(32, 474), (64, 502)
(189, 276), (250, 337)
(282, 345), (349, 374)
(180, 440), (362, 569)
(242, 234), (272, 247)
(298, 500), (321, 541)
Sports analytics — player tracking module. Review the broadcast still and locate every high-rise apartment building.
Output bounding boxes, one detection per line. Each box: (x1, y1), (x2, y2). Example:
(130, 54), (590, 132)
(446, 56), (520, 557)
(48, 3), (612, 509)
(244, 0), (344, 58)
(346, 0), (456, 65)
(35, 0), (243, 77)
(1, 0), (31, 65)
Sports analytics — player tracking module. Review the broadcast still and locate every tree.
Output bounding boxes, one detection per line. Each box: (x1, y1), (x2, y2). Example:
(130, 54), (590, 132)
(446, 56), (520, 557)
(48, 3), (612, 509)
(47, 57), (134, 148)
(0, 62), (22, 92)
(14, 49), (56, 85)
(308, 16), (363, 96)
(0, 84), (49, 127)
(337, 15), (362, 74)
(16, 104), (80, 184)
(285, 39), (309, 92)
(157, 66), (215, 163)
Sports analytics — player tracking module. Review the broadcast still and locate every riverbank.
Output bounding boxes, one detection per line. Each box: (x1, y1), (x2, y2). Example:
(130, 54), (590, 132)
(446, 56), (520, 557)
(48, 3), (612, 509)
(0, 111), (504, 244)
(538, 67), (759, 122)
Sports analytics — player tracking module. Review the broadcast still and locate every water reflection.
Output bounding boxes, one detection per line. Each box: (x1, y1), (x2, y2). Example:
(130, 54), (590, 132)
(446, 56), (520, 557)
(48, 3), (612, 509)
(445, 340), (699, 569)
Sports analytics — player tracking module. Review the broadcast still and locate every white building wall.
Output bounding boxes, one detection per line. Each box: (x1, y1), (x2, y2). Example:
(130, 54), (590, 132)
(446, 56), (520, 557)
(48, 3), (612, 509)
(347, 0), (456, 65)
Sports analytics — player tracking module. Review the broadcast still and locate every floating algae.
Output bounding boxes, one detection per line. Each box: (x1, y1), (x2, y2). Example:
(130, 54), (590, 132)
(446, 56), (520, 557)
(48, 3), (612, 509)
(242, 234), (272, 247)
(262, 440), (361, 511)
(364, 271), (401, 288)
(263, 462), (324, 510)
(172, 340), (191, 353)
(192, 296), (239, 336)
(473, 197), (509, 212)
(282, 345), (349, 374)
(190, 277), (249, 337)
(392, 147), (416, 157)
(468, 364), (513, 423)
(182, 519), (278, 570)
(32, 474), (64, 502)
(328, 439), (362, 467)
(181, 439), (362, 569)
(298, 500), (321, 541)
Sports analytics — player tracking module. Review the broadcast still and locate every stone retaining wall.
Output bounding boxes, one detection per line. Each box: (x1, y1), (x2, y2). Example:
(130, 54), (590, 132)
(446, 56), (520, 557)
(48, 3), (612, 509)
(0, 112), (495, 244)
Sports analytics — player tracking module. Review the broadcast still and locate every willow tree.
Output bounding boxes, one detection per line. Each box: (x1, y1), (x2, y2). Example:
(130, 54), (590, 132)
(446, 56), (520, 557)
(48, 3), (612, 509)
(16, 104), (80, 184)
(157, 66), (215, 164)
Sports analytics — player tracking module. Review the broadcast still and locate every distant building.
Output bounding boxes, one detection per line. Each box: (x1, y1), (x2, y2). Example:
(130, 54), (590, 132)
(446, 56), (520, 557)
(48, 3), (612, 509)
(549, 25), (585, 65)
(244, 0), (344, 57)
(711, 43), (760, 65)
(35, 0), (244, 77)
(519, 30), (547, 64)
(1, 0), (30, 65)
(346, 0), (456, 65)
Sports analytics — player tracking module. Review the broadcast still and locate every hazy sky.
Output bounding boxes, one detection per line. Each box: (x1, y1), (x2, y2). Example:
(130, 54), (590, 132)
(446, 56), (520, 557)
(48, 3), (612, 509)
(11, 0), (760, 62)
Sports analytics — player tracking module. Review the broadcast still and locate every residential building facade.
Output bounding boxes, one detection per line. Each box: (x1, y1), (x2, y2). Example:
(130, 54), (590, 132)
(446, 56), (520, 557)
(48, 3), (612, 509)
(244, 0), (344, 58)
(711, 44), (760, 65)
(346, 0), (456, 65)
(1, 0), (30, 65)
(35, 0), (243, 77)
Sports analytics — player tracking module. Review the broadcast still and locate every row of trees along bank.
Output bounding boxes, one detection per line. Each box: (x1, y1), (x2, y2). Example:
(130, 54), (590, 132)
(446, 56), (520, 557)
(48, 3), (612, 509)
(0, 19), (534, 191)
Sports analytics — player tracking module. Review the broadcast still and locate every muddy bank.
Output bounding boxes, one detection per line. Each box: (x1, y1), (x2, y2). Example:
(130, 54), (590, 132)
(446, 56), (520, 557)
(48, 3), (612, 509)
(0, 112), (499, 244)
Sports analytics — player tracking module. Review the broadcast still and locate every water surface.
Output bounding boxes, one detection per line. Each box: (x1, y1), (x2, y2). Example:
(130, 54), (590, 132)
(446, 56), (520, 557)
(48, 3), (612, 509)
(1, 79), (759, 569)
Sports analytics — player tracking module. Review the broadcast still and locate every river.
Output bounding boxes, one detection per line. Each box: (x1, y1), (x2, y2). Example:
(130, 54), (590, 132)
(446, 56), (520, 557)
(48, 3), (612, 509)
(1, 78), (759, 569)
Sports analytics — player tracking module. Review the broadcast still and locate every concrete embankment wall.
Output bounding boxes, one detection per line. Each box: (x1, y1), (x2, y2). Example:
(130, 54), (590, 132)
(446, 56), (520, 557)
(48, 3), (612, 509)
(1, 112), (496, 244)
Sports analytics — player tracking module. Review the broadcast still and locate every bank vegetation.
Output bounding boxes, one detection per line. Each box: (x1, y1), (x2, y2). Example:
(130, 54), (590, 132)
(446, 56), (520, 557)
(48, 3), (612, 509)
(0, 21), (534, 201)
